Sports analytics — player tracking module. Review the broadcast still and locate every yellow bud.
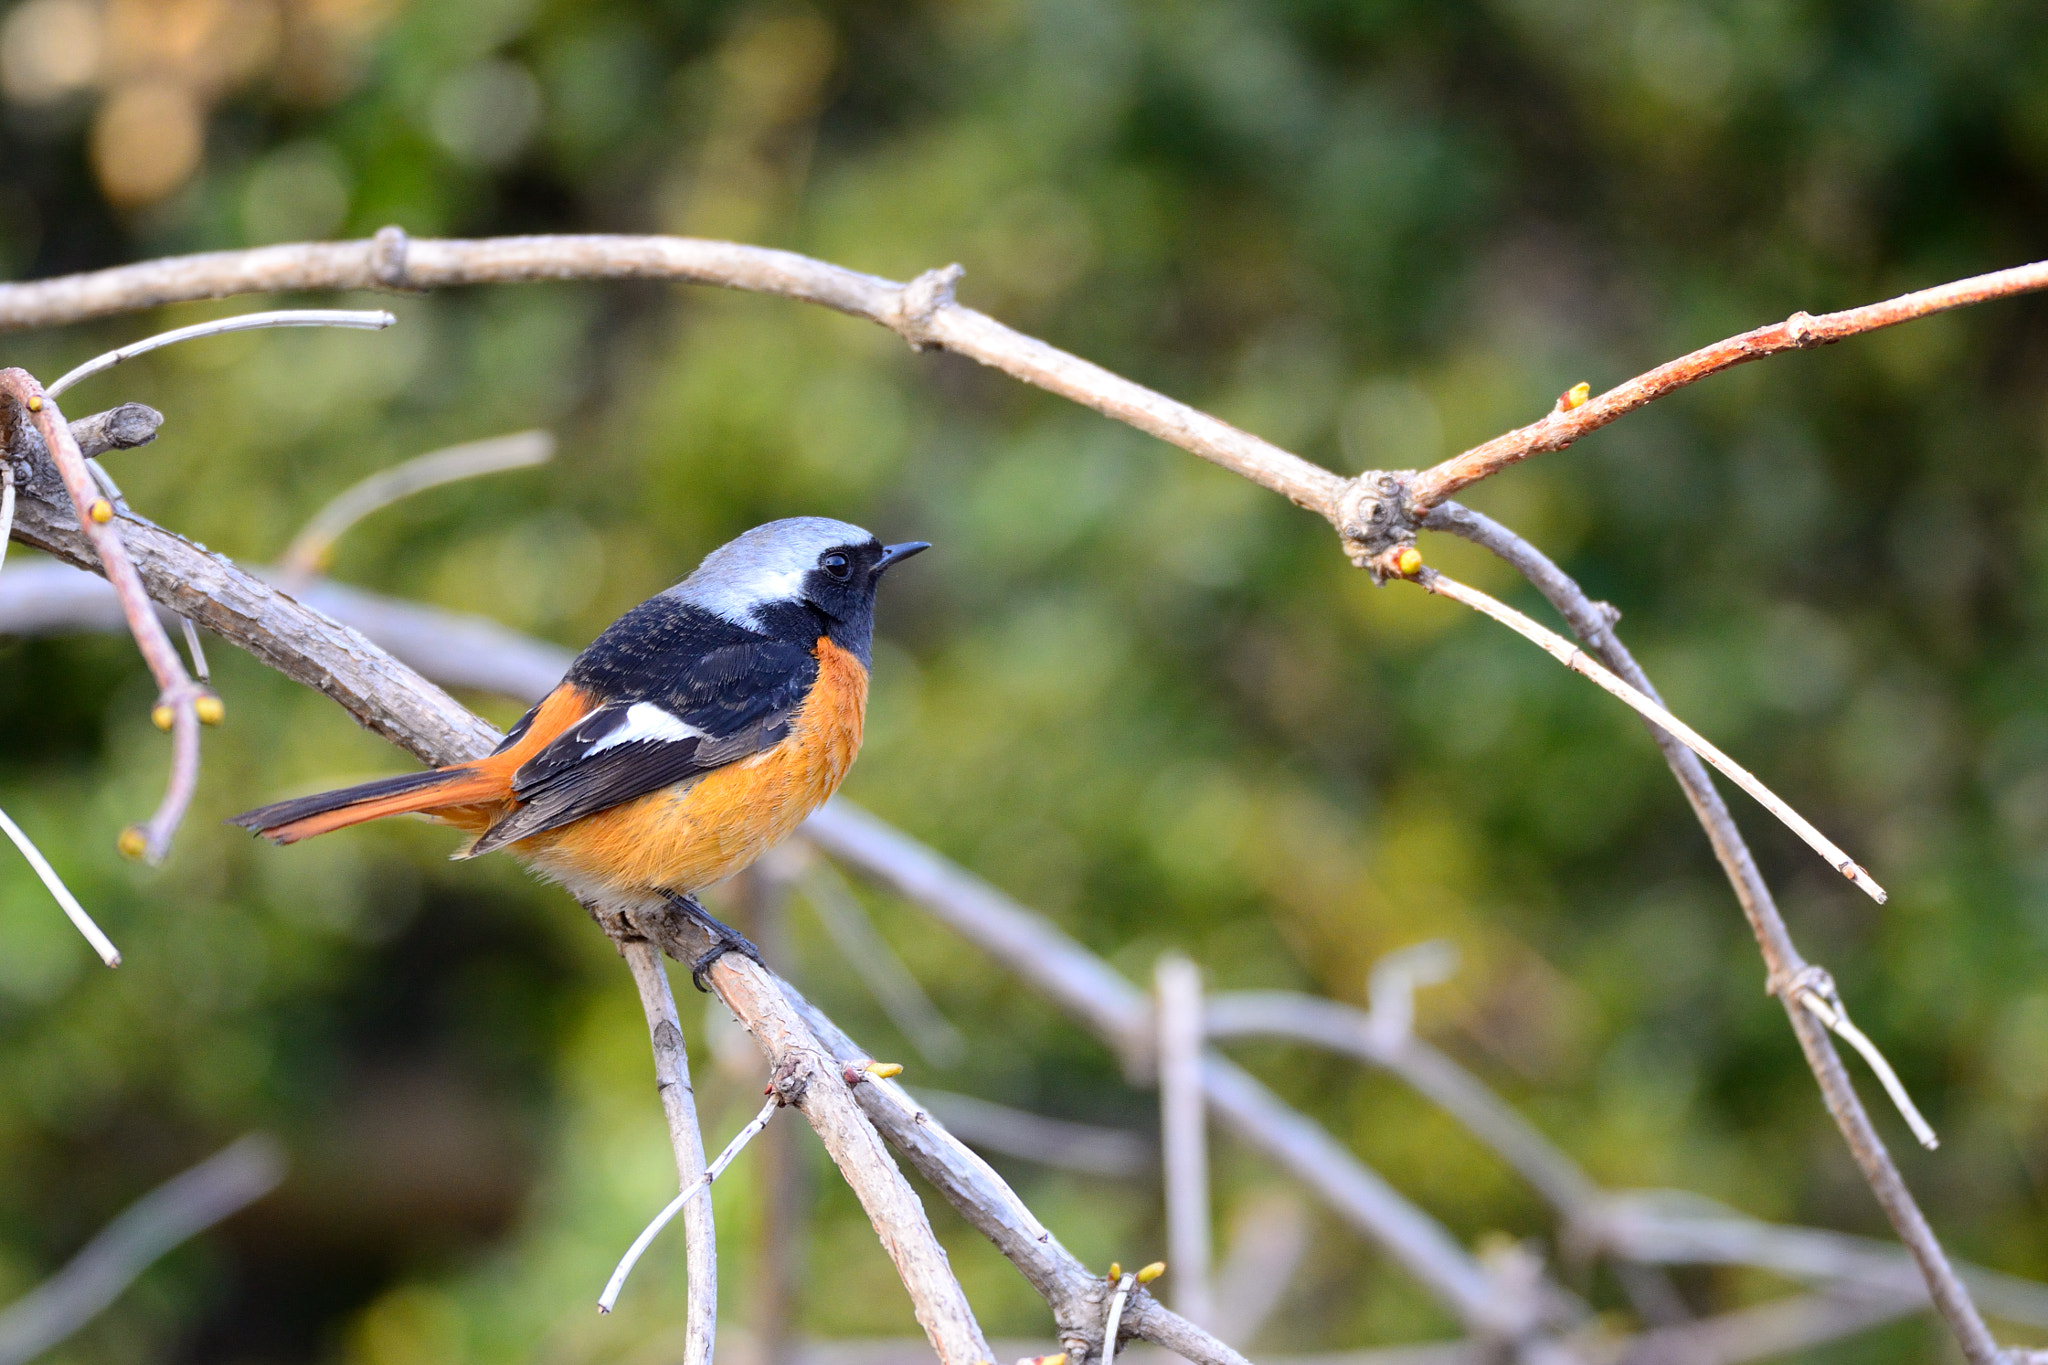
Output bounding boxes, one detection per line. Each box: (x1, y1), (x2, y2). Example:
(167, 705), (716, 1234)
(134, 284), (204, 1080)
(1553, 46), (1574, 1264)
(150, 704), (174, 731)
(1557, 381), (1591, 412)
(89, 499), (113, 524)
(26, 395), (41, 412)
(1136, 1262), (1167, 1284)
(1107, 1262), (1120, 1282)
(1394, 547), (1423, 577)
(865, 1061), (904, 1079)
(116, 825), (148, 859)
(195, 695), (225, 726)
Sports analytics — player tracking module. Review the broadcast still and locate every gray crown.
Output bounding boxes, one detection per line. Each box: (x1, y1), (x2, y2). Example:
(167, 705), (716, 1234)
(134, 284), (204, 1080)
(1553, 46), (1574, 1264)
(672, 517), (875, 626)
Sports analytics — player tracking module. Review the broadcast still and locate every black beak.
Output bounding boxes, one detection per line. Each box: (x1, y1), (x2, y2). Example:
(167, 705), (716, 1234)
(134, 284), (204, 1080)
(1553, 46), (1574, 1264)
(874, 541), (931, 574)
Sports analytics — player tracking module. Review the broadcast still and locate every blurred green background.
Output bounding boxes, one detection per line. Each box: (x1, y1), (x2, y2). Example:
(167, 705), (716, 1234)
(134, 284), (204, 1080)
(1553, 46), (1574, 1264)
(3, 0), (2048, 1361)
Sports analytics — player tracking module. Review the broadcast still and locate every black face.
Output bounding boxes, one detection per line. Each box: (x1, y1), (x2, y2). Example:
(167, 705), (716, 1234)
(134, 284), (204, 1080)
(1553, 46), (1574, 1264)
(801, 539), (928, 623)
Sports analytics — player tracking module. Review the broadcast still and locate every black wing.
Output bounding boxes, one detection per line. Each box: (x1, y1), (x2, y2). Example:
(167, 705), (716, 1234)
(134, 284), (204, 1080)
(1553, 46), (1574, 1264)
(468, 637), (817, 855)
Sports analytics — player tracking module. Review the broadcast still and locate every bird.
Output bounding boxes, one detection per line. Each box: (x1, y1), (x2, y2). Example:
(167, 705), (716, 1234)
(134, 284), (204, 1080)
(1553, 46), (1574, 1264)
(229, 517), (929, 988)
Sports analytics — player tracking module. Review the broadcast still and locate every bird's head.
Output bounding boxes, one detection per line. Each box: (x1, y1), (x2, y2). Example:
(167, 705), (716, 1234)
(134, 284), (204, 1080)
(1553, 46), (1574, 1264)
(677, 517), (928, 652)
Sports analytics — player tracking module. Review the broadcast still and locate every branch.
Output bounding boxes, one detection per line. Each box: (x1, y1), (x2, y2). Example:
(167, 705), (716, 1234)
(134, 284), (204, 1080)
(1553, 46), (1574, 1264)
(0, 233), (1346, 515)
(611, 899), (993, 1365)
(0, 378), (210, 862)
(0, 1135), (285, 1365)
(1405, 259), (2048, 510)
(1420, 500), (2006, 1363)
(1157, 953), (1215, 1328)
(1410, 565), (1884, 904)
(616, 941), (717, 1363)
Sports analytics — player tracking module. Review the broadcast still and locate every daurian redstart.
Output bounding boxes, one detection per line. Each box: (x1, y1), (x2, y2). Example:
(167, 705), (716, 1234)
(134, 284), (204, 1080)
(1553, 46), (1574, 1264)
(230, 517), (928, 985)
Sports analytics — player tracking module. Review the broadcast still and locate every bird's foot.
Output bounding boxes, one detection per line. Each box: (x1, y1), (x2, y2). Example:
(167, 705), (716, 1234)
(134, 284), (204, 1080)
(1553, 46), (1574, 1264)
(659, 890), (766, 991)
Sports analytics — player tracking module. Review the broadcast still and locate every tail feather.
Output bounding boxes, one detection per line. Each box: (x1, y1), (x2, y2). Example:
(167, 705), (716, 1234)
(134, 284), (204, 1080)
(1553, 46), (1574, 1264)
(228, 764), (503, 845)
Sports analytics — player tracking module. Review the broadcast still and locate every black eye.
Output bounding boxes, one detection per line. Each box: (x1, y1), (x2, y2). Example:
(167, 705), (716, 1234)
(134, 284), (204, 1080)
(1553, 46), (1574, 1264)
(820, 552), (851, 581)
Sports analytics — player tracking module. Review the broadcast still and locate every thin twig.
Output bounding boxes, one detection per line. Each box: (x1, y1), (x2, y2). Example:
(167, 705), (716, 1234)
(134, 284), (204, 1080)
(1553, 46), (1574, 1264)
(43, 309), (396, 398)
(277, 429), (554, 581)
(0, 804), (120, 966)
(1779, 970), (1937, 1150)
(178, 616), (209, 681)
(1156, 954), (1214, 1328)
(1405, 259), (2048, 510)
(0, 1134), (284, 1365)
(601, 1095), (778, 1314)
(1102, 1273), (1136, 1365)
(1412, 565), (1886, 904)
(617, 939), (718, 1364)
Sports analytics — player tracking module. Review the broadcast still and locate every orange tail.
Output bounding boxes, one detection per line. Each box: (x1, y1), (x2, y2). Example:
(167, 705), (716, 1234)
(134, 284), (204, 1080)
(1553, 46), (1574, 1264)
(227, 763), (507, 844)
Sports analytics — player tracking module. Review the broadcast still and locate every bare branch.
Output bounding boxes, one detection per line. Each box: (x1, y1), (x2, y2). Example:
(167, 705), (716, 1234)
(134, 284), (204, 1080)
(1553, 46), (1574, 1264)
(277, 430), (554, 582)
(43, 309), (395, 399)
(0, 235), (1349, 516)
(0, 1134), (285, 1365)
(601, 1094), (773, 1315)
(1101, 1273), (1136, 1365)
(614, 900), (993, 1365)
(1422, 500), (2006, 1363)
(1784, 968), (1938, 1150)
(616, 941), (718, 1365)
(66, 403), (162, 460)
(0, 804), (120, 966)
(1406, 259), (2048, 510)
(1156, 954), (1214, 1328)
(1412, 565), (1884, 903)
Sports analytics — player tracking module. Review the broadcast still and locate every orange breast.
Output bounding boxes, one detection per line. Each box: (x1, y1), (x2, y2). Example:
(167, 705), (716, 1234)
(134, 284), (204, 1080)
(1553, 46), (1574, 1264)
(515, 637), (869, 896)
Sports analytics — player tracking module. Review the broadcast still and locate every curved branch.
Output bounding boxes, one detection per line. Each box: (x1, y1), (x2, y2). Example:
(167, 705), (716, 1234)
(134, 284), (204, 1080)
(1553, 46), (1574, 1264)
(0, 233), (1347, 516)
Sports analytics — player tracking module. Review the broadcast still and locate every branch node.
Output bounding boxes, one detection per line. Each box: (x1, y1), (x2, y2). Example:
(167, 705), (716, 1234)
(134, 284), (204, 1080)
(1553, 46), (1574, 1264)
(891, 263), (965, 351)
(1785, 310), (1821, 347)
(770, 1054), (810, 1108)
(1335, 469), (1418, 578)
(372, 225), (414, 290)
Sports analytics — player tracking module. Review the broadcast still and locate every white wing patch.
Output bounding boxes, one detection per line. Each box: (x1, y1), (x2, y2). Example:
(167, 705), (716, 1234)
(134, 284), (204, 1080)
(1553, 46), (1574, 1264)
(585, 702), (709, 755)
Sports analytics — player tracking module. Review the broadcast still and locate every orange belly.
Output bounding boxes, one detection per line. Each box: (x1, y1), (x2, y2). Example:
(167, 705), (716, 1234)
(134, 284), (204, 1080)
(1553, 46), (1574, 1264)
(511, 637), (868, 897)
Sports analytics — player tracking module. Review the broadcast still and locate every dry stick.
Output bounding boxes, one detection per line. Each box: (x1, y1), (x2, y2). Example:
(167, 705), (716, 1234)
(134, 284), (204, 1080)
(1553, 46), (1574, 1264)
(1412, 566), (1886, 905)
(0, 804), (120, 966)
(42, 308), (395, 398)
(1419, 501), (2005, 1364)
(0, 1134), (284, 1365)
(616, 939), (718, 1365)
(1405, 259), (2048, 511)
(601, 1095), (778, 1315)
(1102, 1274), (1137, 1365)
(1156, 954), (1215, 1328)
(276, 429), (555, 582)
(0, 371), (207, 862)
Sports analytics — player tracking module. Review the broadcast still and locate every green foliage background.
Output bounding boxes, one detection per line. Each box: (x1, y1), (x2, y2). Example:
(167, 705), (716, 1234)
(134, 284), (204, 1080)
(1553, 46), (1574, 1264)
(3, 0), (2048, 1361)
